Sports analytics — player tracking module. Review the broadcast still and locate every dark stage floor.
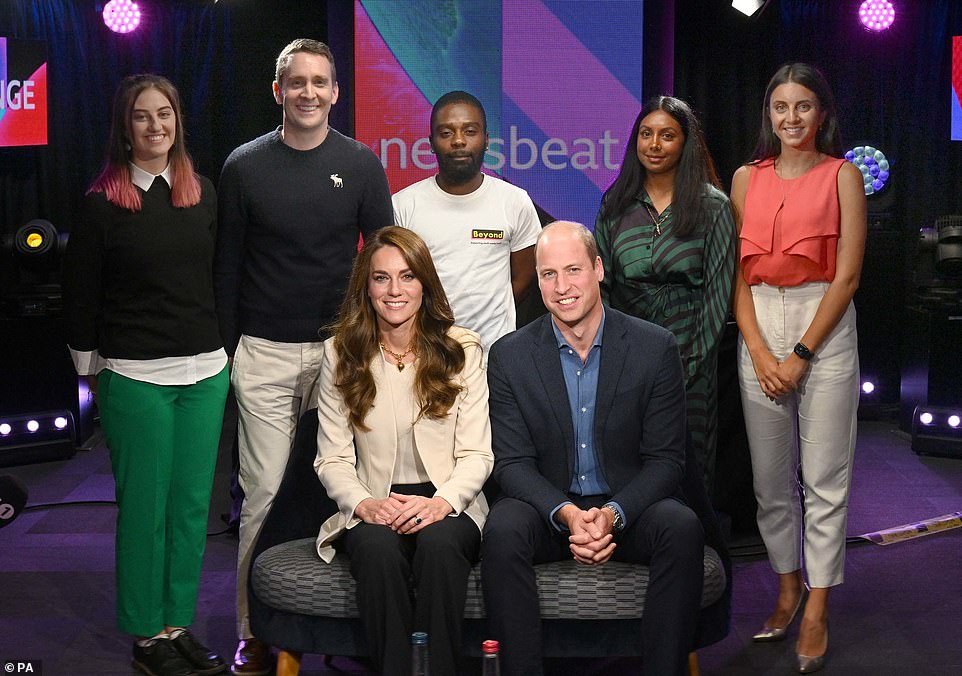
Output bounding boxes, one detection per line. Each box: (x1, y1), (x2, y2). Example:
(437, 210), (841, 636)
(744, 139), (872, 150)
(2, 417), (961, 675)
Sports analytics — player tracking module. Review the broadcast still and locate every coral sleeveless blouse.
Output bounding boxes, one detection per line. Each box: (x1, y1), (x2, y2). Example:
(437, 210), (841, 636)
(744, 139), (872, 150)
(740, 157), (846, 286)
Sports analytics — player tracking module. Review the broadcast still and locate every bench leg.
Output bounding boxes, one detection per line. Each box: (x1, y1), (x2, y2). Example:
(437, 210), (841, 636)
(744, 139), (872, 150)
(688, 651), (700, 676)
(276, 649), (302, 676)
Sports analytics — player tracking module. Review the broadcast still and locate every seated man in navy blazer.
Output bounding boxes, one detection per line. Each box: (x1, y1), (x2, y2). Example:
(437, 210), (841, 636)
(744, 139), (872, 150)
(481, 221), (704, 676)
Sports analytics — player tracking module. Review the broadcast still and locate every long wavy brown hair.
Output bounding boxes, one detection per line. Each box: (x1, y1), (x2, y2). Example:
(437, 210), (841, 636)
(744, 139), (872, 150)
(331, 226), (470, 431)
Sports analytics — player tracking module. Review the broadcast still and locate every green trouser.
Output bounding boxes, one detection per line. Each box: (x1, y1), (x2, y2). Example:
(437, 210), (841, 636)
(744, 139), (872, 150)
(99, 366), (229, 636)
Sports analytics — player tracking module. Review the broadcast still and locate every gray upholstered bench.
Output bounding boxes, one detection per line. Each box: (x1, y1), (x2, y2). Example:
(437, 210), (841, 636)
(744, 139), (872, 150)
(253, 538), (726, 622)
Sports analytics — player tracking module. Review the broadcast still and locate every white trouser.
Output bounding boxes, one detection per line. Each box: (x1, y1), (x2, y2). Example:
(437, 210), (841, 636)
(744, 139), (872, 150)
(232, 334), (324, 638)
(737, 283), (859, 588)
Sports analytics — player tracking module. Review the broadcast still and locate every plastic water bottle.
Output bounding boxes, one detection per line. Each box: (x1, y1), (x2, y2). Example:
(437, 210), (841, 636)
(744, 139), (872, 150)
(481, 639), (501, 676)
(411, 631), (430, 675)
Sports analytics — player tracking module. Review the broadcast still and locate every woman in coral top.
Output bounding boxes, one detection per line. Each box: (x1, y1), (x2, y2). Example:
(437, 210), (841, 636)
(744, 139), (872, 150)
(731, 63), (866, 674)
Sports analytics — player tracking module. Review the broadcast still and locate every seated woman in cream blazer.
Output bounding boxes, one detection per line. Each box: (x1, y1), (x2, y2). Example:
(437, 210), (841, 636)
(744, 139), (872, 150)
(314, 226), (493, 676)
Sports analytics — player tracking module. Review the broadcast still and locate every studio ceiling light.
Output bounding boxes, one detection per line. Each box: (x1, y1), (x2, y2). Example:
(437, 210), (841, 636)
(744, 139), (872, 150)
(103, 0), (142, 34)
(859, 0), (895, 32)
(732, 0), (766, 17)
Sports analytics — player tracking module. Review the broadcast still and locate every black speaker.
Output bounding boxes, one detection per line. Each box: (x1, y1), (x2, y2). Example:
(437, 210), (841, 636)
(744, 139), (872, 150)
(899, 305), (962, 435)
(855, 228), (905, 405)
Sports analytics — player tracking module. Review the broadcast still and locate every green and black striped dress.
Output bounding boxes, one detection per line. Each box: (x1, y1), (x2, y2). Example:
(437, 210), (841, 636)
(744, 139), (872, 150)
(594, 186), (736, 493)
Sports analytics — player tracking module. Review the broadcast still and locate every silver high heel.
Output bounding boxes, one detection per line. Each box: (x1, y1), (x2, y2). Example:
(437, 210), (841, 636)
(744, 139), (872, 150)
(796, 621), (828, 673)
(752, 586), (808, 642)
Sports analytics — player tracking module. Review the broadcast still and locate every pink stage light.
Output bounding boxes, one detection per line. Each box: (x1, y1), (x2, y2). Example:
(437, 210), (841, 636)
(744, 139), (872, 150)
(859, 1), (895, 32)
(103, 0), (142, 34)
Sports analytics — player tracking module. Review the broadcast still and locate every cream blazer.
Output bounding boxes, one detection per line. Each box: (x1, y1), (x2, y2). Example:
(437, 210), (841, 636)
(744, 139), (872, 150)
(314, 326), (493, 562)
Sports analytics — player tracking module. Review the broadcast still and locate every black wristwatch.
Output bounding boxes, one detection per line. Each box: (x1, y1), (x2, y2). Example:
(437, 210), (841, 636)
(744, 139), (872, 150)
(793, 342), (815, 361)
(602, 503), (625, 533)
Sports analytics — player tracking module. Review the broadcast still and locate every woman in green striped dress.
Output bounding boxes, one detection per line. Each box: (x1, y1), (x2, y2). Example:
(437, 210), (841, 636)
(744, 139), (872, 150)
(594, 96), (736, 494)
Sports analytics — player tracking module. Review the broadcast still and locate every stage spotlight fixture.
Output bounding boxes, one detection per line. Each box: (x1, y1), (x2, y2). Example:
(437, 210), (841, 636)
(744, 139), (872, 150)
(912, 405), (962, 457)
(935, 216), (962, 271)
(0, 424), (10, 436)
(6, 219), (62, 260)
(54, 416), (68, 430)
(732, 0), (769, 18)
(859, 1), (895, 32)
(862, 381), (876, 395)
(103, 0), (142, 34)
(845, 146), (890, 195)
(26, 420), (39, 433)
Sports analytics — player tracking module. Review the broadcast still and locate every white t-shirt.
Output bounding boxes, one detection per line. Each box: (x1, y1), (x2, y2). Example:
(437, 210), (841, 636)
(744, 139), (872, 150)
(393, 175), (541, 351)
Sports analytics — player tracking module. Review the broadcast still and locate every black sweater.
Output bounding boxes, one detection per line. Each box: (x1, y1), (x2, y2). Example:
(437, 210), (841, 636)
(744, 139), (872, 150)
(213, 128), (394, 355)
(63, 176), (223, 359)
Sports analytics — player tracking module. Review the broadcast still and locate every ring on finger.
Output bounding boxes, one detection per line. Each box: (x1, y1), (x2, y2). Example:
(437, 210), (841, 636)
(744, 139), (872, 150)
(414, 516), (423, 525)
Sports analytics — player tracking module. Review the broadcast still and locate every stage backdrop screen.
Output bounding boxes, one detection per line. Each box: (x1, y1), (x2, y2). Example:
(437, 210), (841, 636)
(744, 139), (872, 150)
(0, 38), (47, 147)
(953, 36), (962, 141)
(354, 0), (644, 228)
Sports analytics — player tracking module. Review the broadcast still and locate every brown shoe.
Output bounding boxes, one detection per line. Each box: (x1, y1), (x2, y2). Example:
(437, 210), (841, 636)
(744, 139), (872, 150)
(230, 638), (273, 676)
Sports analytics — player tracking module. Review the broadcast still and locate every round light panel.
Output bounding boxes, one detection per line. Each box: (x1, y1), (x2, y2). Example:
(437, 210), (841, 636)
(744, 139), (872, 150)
(845, 145), (890, 196)
(859, 1), (895, 32)
(103, 0), (142, 34)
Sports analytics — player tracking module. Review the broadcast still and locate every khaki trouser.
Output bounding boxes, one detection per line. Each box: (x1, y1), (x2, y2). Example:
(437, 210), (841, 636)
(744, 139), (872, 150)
(232, 334), (324, 638)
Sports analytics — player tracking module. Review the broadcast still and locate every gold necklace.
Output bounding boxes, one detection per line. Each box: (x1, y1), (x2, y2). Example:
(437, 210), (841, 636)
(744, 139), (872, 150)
(775, 153), (821, 206)
(379, 342), (416, 372)
(642, 201), (668, 236)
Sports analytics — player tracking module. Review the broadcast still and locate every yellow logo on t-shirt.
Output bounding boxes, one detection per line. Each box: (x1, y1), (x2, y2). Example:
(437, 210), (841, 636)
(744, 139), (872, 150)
(471, 229), (505, 241)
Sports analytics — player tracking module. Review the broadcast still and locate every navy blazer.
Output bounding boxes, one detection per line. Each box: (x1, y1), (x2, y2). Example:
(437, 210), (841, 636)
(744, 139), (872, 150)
(487, 306), (688, 528)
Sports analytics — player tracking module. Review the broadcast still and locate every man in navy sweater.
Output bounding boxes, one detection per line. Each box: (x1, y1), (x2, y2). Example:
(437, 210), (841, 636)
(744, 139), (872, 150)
(214, 38), (393, 676)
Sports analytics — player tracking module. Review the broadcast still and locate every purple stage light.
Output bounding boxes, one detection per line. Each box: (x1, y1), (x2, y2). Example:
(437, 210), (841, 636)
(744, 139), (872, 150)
(919, 411), (934, 426)
(103, 0), (142, 34)
(54, 416), (68, 430)
(0, 423), (11, 436)
(26, 419), (40, 433)
(862, 381), (876, 394)
(859, 1), (895, 32)
(949, 415), (961, 429)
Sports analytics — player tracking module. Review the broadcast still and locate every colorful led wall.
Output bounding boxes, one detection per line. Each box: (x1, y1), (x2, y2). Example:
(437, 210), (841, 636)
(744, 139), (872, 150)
(354, 0), (644, 229)
(953, 36), (962, 141)
(0, 38), (47, 147)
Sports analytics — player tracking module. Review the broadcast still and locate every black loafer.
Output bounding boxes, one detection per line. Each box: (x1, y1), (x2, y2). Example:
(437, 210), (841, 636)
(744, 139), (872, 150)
(170, 629), (228, 674)
(132, 638), (194, 676)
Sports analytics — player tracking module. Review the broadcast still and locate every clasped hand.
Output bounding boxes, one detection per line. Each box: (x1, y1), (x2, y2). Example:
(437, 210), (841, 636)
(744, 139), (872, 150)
(752, 350), (809, 400)
(559, 505), (616, 566)
(354, 493), (452, 535)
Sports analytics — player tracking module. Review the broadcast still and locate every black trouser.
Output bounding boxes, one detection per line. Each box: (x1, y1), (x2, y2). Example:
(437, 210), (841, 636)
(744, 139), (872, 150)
(338, 482), (481, 676)
(480, 495), (704, 676)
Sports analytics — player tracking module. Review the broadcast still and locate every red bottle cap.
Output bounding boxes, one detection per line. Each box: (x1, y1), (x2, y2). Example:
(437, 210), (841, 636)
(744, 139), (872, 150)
(482, 640), (499, 654)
